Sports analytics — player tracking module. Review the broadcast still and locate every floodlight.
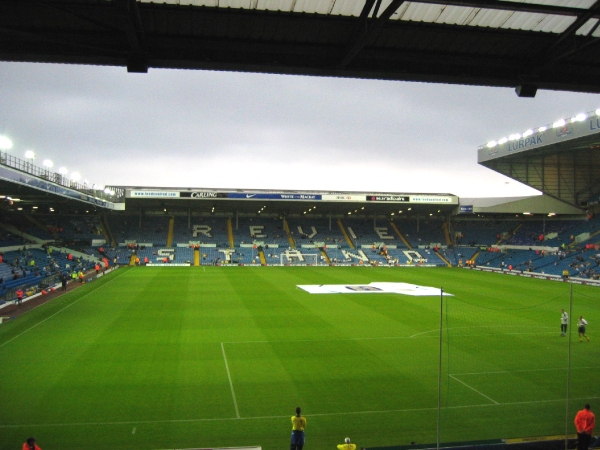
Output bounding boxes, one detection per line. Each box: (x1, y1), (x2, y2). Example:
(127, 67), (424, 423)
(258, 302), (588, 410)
(498, 137), (508, 144)
(596, 109), (600, 116)
(24, 150), (35, 159)
(58, 167), (68, 175)
(42, 159), (53, 168)
(0, 135), (12, 150)
(523, 129), (533, 137)
(104, 187), (110, 193)
(109, 190), (115, 195)
(509, 134), (521, 140)
(553, 119), (566, 128)
(486, 141), (497, 148)
(574, 113), (587, 122)
(538, 126), (547, 132)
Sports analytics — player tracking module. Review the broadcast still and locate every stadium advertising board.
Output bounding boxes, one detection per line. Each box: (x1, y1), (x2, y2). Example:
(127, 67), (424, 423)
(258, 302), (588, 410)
(227, 193), (322, 200)
(479, 114), (600, 162)
(321, 194), (366, 201)
(129, 190), (180, 198)
(126, 189), (458, 204)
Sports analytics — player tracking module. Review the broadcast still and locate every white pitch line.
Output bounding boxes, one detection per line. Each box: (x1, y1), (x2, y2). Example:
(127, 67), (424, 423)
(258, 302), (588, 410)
(1, 396), (598, 429)
(132, 427), (136, 435)
(221, 342), (240, 419)
(449, 374), (499, 404)
(0, 269), (128, 350)
(223, 329), (559, 345)
(452, 366), (600, 376)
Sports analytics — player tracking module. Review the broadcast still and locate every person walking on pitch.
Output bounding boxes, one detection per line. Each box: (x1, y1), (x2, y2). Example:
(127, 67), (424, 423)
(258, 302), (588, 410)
(561, 309), (568, 336)
(578, 315), (590, 342)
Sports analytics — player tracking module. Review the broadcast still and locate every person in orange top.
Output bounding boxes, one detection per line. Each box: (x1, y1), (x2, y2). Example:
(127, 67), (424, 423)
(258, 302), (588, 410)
(16, 288), (24, 305)
(22, 437), (41, 450)
(575, 403), (595, 450)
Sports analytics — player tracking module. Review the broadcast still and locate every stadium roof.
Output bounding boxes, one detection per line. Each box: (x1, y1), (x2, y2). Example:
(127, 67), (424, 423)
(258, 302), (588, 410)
(478, 110), (600, 209)
(3, 0), (600, 94)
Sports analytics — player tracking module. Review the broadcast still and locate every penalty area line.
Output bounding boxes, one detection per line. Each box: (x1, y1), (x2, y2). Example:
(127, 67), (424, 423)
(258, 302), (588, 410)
(449, 374), (498, 404)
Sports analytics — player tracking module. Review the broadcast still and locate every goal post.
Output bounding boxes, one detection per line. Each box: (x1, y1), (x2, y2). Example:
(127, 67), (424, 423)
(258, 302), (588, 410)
(279, 252), (319, 266)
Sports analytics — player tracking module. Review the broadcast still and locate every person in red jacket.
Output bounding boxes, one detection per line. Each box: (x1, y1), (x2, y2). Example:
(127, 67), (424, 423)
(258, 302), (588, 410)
(15, 288), (24, 305)
(22, 437), (41, 450)
(575, 403), (596, 450)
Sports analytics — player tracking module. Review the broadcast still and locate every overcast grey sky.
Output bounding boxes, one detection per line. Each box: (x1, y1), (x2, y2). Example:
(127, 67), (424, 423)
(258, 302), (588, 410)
(1, 61), (598, 198)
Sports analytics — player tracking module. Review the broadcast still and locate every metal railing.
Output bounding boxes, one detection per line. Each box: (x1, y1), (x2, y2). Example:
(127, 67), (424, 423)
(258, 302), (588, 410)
(0, 151), (125, 202)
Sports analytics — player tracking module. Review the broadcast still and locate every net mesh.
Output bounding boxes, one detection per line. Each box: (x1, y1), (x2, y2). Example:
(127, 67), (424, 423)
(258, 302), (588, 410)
(439, 285), (599, 443)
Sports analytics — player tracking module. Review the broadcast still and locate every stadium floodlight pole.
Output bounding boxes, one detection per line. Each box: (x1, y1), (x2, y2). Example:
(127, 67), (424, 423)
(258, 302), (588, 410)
(24, 149), (35, 173)
(42, 159), (53, 178)
(437, 287), (443, 450)
(0, 135), (12, 162)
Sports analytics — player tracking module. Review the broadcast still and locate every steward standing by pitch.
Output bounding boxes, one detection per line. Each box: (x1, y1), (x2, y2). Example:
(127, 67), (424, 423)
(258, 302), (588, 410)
(575, 403), (595, 450)
(291, 406), (306, 450)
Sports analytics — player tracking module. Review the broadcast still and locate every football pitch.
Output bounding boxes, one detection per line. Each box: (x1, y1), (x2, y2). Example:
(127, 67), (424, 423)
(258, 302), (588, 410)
(0, 266), (598, 450)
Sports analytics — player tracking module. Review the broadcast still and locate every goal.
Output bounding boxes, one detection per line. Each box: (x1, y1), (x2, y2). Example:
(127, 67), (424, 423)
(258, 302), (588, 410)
(279, 253), (319, 266)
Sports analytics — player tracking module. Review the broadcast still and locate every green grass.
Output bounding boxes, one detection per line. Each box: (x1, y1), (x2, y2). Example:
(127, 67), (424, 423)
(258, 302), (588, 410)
(0, 266), (598, 450)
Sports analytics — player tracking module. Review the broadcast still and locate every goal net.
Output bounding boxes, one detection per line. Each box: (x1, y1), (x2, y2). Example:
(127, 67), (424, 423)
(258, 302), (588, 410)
(279, 252), (319, 266)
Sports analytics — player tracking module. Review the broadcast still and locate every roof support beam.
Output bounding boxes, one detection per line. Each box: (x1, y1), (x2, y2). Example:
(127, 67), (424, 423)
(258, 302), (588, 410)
(338, 0), (405, 68)
(545, 0), (600, 56)
(112, 0), (148, 73)
(411, 0), (600, 18)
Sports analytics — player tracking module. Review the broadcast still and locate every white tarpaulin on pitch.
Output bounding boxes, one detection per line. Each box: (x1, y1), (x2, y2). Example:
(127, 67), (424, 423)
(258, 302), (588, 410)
(297, 282), (452, 296)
